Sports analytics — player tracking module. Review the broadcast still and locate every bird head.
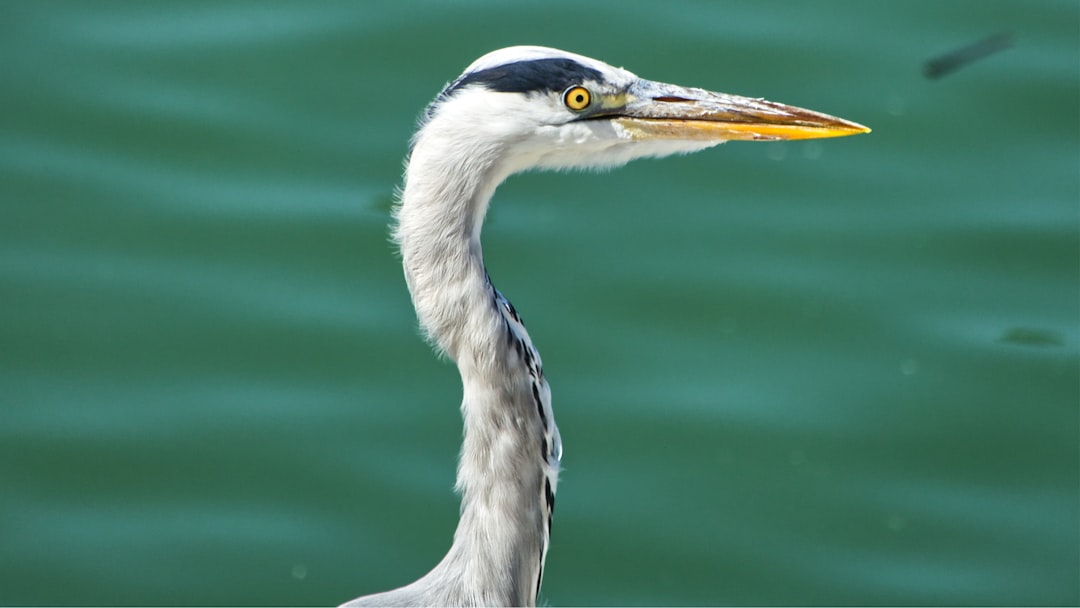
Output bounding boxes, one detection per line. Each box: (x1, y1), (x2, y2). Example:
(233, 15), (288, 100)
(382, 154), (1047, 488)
(412, 46), (869, 178)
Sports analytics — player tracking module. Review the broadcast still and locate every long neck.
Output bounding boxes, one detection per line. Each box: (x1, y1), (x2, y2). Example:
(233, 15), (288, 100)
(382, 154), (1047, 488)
(388, 127), (560, 606)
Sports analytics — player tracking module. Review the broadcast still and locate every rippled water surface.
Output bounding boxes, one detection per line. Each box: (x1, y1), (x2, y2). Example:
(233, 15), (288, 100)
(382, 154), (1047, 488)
(2, 2), (1077, 605)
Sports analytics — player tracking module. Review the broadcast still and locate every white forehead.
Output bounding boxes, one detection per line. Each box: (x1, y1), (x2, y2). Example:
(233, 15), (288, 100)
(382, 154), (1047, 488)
(463, 45), (638, 84)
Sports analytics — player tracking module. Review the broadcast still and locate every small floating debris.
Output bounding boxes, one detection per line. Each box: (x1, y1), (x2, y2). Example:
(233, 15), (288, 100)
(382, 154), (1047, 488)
(923, 33), (1014, 79)
(998, 327), (1064, 348)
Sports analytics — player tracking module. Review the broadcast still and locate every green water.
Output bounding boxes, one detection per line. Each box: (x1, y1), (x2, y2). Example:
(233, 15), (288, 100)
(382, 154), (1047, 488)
(2, 2), (1077, 605)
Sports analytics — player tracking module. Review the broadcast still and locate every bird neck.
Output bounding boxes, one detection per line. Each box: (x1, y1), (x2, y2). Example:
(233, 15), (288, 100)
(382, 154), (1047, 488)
(392, 130), (559, 605)
(395, 133), (504, 365)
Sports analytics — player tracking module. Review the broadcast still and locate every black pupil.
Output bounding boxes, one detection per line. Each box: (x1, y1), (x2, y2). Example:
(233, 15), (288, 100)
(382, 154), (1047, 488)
(574, 94), (584, 103)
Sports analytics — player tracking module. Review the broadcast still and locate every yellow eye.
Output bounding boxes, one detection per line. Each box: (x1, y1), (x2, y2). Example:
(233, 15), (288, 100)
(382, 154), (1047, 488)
(563, 86), (591, 111)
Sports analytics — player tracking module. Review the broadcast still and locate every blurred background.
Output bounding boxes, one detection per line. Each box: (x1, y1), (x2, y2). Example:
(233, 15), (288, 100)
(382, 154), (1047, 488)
(1, 1), (1077, 605)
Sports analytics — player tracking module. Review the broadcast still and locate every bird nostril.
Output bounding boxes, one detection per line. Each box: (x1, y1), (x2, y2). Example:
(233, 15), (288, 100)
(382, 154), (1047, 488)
(653, 95), (694, 103)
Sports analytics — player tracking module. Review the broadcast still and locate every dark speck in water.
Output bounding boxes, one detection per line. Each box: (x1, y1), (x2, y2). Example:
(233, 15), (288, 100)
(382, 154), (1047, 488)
(998, 327), (1064, 348)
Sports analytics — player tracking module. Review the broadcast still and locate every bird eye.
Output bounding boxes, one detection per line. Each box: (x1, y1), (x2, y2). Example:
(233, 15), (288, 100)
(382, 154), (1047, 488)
(563, 86), (591, 111)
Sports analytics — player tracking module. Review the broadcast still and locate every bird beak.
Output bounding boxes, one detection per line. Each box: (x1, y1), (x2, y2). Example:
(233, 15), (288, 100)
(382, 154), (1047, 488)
(611, 80), (870, 142)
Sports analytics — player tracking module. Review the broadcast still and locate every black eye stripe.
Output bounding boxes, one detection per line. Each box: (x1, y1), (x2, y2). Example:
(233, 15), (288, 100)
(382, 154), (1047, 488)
(441, 58), (604, 97)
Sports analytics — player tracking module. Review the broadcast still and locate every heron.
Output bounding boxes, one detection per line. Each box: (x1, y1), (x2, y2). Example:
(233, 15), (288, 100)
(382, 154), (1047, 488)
(340, 46), (869, 607)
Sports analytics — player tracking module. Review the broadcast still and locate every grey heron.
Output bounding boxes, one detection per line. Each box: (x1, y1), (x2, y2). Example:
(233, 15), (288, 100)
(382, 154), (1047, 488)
(340, 46), (869, 607)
